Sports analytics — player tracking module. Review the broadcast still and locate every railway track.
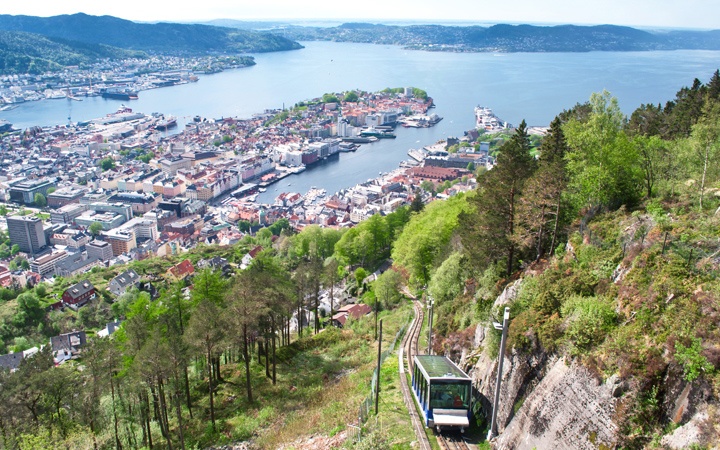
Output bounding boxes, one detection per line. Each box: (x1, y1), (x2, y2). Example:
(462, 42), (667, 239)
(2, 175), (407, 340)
(436, 431), (471, 450)
(405, 300), (424, 372)
(402, 301), (472, 450)
(399, 300), (431, 450)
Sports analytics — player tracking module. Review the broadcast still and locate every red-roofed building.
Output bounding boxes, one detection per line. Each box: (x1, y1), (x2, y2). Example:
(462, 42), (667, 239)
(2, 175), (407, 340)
(62, 280), (96, 308)
(241, 245), (264, 269)
(168, 259), (194, 280)
(332, 303), (372, 327)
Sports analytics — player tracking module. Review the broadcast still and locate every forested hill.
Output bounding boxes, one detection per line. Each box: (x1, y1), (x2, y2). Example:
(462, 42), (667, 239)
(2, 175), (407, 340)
(0, 13), (303, 55)
(268, 22), (720, 52)
(0, 31), (144, 74)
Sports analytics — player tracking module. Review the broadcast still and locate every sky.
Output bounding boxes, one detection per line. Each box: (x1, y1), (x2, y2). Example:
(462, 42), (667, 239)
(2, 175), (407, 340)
(2, 0), (718, 30)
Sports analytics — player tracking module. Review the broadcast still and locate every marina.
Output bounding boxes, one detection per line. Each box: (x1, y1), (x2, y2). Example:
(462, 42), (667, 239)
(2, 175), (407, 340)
(475, 106), (511, 133)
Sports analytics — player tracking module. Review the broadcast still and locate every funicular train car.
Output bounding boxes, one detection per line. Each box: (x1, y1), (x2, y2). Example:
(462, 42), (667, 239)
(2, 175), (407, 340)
(411, 355), (472, 432)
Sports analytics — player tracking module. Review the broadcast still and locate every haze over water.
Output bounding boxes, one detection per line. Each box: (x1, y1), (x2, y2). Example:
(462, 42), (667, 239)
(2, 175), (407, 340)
(3, 42), (719, 201)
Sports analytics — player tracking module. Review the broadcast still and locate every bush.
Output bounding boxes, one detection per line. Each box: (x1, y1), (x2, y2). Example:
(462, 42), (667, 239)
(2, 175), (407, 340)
(561, 295), (617, 354)
(675, 337), (714, 382)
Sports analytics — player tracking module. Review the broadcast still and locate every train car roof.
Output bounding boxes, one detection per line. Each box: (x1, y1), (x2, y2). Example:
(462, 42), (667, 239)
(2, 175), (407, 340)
(414, 355), (470, 380)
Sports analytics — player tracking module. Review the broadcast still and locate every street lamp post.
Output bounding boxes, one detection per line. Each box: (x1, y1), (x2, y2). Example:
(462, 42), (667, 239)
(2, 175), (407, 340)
(487, 306), (510, 441)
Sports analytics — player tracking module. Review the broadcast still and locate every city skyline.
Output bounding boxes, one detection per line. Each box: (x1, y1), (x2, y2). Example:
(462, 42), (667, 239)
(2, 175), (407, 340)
(1, 0), (718, 30)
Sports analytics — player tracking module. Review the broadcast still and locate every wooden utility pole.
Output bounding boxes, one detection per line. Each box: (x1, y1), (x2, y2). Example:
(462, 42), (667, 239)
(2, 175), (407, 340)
(375, 319), (383, 415)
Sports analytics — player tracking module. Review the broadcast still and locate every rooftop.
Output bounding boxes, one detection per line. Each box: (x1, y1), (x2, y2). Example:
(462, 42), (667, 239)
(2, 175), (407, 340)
(414, 355), (470, 380)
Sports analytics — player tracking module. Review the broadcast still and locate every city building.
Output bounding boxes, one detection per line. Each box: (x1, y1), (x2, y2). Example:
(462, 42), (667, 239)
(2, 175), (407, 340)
(118, 218), (159, 242)
(7, 216), (47, 254)
(80, 190), (110, 205)
(8, 178), (56, 205)
(29, 250), (68, 277)
(107, 191), (160, 214)
(88, 202), (133, 221)
(75, 211), (127, 231)
(86, 240), (113, 262)
(54, 251), (102, 277)
(158, 156), (192, 175)
(47, 187), (87, 208)
(104, 229), (137, 256)
(50, 203), (88, 225)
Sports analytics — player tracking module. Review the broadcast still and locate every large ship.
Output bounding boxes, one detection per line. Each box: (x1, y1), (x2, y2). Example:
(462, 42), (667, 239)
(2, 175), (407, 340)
(101, 88), (139, 101)
(475, 106), (510, 133)
(0, 119), (13, 133)
(359, 127), (396, 138)
(92, 106), (145, 125)
(155, 116), (177, 131)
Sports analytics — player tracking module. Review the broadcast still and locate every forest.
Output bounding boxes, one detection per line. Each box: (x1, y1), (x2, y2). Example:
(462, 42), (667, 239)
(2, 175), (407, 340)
(1, 69), (720, 448)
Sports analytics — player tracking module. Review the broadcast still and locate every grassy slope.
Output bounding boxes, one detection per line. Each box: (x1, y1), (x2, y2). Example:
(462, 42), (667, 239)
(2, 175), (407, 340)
(170, 302), (414, 449)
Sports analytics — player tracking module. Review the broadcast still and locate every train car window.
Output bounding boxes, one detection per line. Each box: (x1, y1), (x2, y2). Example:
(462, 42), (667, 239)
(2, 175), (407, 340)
(430, 382), (470, 409)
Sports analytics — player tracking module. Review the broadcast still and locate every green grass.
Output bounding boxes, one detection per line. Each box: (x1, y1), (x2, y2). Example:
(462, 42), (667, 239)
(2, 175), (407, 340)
(174, 303), (415, 449)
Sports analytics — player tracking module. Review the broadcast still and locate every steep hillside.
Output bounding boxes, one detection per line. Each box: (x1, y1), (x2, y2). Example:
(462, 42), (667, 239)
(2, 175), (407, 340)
(401, 72), (720, 448)
(459, 204), (720, 448)
(0, 30), (143, 74)
(0, 13), (303, 55)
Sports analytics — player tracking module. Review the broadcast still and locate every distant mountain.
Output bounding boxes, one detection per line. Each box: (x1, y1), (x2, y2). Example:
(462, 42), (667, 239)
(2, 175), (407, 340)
(0, 30), (143, 74)
(0, 13), (303, 55)
(203, 19), (291, 30)
(268, 23), (720, 52)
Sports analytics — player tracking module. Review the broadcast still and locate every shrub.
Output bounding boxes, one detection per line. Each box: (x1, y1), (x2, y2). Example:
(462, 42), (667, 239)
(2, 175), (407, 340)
(561, 295), (617, 354)
(675, 337), (714, 382)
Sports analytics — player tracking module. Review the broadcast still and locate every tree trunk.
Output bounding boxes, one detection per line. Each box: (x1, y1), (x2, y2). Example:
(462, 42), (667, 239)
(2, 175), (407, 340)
(272, 315), (277, 385)
(297, 304), (303, 338)
(138, 392), (148, 449)
(700, 144), (709, 210)
(157, 379), (172, 449)
(144, 392), (153, 449)
(207, 346), (216, 432)
(149, 384), (164, 439)
(329, 280), (334, 322)
(507, 186), (517, 276)
(184, 366), (193, 419)
(215, 356), (222, 383)
(243, 324), (254, 403)
(265, 336), (271, 379)
(314, 280), (320, 334)
(175, 391), (186, 450)
(119, 382), (137, 449)
(536, 204), (546, 261)
(549, 200), (561, 257)
(110, 375), (122, 450)
(90, 415), (98, 450)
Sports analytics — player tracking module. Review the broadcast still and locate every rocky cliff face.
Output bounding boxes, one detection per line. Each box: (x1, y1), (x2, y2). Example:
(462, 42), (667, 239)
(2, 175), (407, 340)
(460, 278), (719, 449)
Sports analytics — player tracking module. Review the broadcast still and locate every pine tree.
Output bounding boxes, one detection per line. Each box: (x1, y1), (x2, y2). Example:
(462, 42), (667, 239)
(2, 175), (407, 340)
(460, 120), (535, 275)
(513, 117), (569, 260)
(707, 69), (720, 102)
(410, 189), (425, 213)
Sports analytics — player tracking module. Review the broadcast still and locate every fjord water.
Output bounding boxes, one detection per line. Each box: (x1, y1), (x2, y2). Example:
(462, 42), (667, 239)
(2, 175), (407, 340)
(3, 42), (719, 200)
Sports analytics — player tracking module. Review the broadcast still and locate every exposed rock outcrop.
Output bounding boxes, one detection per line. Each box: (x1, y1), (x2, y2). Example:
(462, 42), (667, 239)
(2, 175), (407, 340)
(460, 272), (719, 449)
(661, 405), (717, 449)
(493, 358), (618, 450)
(465, 278), (619, 449)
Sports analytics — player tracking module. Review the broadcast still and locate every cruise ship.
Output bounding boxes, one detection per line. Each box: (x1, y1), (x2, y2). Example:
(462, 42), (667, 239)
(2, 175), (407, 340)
(475, 106), (511, 133)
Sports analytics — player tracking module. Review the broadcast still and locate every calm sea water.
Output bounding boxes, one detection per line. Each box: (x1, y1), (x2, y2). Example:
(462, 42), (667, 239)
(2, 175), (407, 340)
(2, 42), (719, 201)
